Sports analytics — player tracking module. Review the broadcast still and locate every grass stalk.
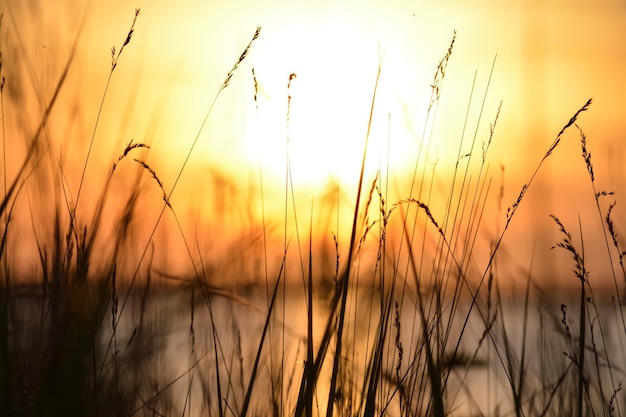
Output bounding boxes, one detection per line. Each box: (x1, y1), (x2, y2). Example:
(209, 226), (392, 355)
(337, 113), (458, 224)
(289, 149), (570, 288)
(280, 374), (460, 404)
(74, 9), (140, 213)
(0, 13), (9, 410)
(68, 9), (140, 275)
(401, 206), (445, 417)
(306, 205), (314, 417)
(326, 55), (382, 417)
(578, 123), (626, 397)
(239, 253), (287, 417)
(107, 26), (261, 370)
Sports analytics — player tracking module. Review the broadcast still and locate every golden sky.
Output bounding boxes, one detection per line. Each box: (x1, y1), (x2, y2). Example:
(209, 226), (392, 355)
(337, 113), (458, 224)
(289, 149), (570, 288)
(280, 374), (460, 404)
(2, 0), (625, 286)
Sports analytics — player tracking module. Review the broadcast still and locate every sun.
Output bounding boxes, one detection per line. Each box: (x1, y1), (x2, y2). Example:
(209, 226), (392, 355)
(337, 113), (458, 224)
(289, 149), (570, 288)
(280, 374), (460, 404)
(241, 9), (423, 190)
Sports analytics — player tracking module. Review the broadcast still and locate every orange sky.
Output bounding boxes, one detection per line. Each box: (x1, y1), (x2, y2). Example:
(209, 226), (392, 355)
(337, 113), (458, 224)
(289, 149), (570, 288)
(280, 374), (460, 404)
(1, 0), (626, 288)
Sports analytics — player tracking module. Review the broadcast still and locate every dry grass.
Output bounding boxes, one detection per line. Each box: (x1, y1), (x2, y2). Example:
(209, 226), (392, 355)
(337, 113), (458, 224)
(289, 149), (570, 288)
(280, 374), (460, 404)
(1, 7), (625, 417)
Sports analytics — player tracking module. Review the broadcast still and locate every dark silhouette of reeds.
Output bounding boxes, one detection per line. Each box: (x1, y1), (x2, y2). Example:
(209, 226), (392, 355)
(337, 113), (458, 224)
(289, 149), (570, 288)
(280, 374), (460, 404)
(1, 6), (625, 417)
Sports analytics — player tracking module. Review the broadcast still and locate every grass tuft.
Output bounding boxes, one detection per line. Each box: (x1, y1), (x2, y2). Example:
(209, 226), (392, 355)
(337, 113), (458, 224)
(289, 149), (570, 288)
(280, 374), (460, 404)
(2, 8), (625, 417)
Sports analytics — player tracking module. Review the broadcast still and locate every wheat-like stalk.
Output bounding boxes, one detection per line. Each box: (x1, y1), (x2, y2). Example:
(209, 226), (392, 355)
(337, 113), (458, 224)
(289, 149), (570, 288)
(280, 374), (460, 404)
(111, 9), (140, 71)
(222, 27), (261, 92)
(133, 159), (171, 208)
(112, 140), (150, 173)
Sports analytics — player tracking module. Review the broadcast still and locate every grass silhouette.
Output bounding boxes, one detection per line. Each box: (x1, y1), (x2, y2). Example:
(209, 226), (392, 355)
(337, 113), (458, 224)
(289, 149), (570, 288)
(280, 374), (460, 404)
(0, 7), (624, 417)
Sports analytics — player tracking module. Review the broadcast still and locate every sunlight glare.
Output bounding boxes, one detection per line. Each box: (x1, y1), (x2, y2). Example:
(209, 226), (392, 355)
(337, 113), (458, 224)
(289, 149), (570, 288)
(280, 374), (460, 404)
(242, 8), (419, 189)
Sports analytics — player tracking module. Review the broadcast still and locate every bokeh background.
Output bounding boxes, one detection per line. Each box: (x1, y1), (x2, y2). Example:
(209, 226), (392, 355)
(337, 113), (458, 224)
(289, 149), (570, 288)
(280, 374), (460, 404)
(1, 0), (625, 289)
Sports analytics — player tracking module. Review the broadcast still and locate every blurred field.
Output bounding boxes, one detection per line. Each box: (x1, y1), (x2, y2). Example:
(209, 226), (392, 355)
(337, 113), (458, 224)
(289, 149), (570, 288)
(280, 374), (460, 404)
(1, 2), (626, 416)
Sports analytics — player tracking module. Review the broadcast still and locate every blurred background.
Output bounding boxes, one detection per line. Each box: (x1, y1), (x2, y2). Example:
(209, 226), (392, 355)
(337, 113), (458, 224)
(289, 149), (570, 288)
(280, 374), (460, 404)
(1, 0), (625, 289)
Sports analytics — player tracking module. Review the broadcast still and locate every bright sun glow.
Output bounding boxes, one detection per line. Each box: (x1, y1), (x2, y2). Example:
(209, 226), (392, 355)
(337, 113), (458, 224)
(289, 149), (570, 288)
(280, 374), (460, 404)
(240, 6), (424, 188)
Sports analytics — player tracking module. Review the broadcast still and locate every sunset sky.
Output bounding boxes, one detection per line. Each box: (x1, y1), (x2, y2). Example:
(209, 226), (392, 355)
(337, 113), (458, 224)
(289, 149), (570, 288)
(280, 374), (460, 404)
(2, 0), (625, 285)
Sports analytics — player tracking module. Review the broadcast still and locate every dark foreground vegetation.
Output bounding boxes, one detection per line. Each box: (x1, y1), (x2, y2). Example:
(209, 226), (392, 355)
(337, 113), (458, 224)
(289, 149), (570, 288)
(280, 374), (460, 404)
(1, 8), (625, 417)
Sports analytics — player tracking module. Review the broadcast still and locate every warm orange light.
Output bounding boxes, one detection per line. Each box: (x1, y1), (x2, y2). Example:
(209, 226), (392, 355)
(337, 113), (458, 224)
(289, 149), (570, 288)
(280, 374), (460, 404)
(3, 0), (625, 286)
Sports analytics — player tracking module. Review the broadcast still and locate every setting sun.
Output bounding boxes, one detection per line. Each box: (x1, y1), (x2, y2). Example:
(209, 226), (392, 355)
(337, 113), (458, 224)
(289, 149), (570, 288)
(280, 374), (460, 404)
(230, 6), (428, 188)
(1, 0), (626, 415)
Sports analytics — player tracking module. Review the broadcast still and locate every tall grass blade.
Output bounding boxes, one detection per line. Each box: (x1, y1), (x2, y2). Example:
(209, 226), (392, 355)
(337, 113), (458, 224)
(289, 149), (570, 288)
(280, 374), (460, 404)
(306, 206), (314, 417)
(325, 58), (382, 417)
(108, 27), (261, 370)
(239, 253), (287, 417)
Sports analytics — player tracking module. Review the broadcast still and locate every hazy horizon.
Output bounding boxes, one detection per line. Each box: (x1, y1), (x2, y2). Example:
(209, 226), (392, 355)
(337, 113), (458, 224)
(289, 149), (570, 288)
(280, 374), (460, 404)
(1, 0), (625, 290)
